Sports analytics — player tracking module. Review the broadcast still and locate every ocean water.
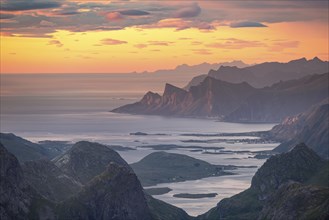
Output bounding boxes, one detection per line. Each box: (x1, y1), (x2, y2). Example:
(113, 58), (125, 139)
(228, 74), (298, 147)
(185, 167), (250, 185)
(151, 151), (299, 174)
(0, 110), (278, 215)
(0, 73), (279, 216)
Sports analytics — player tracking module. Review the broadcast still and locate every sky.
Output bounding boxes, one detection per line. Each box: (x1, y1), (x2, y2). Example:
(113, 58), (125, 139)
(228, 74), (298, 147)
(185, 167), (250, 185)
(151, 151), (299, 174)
(0, 0), (328, 74)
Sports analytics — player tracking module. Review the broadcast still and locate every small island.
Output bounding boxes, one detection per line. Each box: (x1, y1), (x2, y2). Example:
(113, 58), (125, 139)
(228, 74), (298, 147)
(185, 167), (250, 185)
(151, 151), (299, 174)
(173, 193), (218, 199)
(144, 187), (172, 196)
(131, 151), (236, 186)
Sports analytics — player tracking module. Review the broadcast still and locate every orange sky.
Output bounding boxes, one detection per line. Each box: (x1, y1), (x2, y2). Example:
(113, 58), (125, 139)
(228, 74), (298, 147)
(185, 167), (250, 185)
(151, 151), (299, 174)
(1, 0), (328, 73)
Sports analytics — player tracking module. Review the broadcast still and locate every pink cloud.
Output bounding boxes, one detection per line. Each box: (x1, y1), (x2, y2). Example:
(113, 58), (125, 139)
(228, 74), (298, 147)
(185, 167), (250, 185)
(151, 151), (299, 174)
(101, 38), (127, 45)
(193, 49), (212, 55)
(173, 3), (201, 18)
(134, 41), (174, 49)
(270, 40), (299, 51)
(106, 12), (123, 21)
(140, 18), (214, 31)
(207, 38), (265, 49)
(148, 41), (174, 46)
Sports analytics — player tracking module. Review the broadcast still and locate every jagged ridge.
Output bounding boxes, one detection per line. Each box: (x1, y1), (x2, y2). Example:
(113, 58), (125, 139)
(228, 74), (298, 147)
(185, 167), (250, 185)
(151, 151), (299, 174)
(113, 72), (328, 122)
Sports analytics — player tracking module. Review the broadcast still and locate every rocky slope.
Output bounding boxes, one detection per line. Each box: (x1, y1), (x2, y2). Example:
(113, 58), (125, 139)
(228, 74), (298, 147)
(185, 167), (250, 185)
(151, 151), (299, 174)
(223, 72), (328, 122)
(1, 140), (192, 220)
(0, 142), (55, 220)
(113, 77), (257, 118)
(198, 143), (329, 220)
(258, 182), (329, 220)
(250, 144), (325, 200)
(22, 159), (82, 202)
(113, 72), (328, 122)
(146, 194), (193, 220)
(53, 141), (130, 184)
(131, 151), (234, 186)
(269, 99), (329, 158)
(56, 163), (153, 220)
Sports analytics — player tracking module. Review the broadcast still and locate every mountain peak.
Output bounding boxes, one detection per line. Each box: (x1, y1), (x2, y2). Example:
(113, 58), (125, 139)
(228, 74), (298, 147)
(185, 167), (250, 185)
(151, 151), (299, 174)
(140, 91), (161, 105)
(311, 56), (323, 62)
(58, 161), (152, 220)
(54, 141), (130, 184)
(0, 142), (8, 154)
(251, 143), (323, 200)
(290, 142), (313, 154)
(163, 83), (187, 96)
(217, 65), (240, 71)
(288, 57), (307, 64)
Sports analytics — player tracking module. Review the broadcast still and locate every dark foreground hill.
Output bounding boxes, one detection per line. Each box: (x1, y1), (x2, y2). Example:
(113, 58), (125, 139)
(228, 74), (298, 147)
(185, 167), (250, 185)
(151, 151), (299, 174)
(53, 141), (131, 184)
(0, 141), (192, 220)
(198, 143), (329, 220)
(0, 142), (55, 219)
(1, 135), (328, 220)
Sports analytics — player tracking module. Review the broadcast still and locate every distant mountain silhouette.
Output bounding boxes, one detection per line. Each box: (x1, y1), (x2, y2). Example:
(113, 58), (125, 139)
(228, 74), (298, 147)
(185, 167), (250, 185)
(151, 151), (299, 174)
(140, 60), (249, 76)
(113, 72), (328, 122)
(185, 57), (328, 90)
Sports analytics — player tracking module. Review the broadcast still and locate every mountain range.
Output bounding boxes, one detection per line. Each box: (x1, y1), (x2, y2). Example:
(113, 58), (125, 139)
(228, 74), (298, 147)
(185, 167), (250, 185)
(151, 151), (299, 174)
(1, 137), (328, 220)
(138, 60), (249, 76)
(185, 57), (328, 89)
(113, 72), (328, 122)
(0, 141), (192, 220)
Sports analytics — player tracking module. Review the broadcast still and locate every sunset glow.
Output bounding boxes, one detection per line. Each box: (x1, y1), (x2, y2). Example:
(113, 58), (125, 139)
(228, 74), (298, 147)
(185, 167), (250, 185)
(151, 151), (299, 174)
(1, 0), (328, 73)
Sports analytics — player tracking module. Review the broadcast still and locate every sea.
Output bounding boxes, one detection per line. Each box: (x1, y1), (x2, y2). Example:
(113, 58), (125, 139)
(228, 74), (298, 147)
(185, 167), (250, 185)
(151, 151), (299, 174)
(0, 73), (279, 216)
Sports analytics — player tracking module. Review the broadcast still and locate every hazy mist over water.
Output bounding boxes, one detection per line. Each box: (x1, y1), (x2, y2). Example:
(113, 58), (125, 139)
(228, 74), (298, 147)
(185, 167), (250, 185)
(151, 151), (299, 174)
(0, 73), (201, 115)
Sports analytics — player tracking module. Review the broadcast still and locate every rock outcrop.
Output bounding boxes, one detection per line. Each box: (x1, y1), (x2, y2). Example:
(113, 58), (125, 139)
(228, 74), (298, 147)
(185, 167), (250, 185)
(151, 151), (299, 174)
(0, 142), (55, 220)
(113, 76), (257, 118)
(56, 163), (153, 220)
(258, 182), (329, 220)
(53, 141), (130, 184)
(251, 144), (324, 200)
(22, 159), (81, 202)
(270, 99), (329, 158)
